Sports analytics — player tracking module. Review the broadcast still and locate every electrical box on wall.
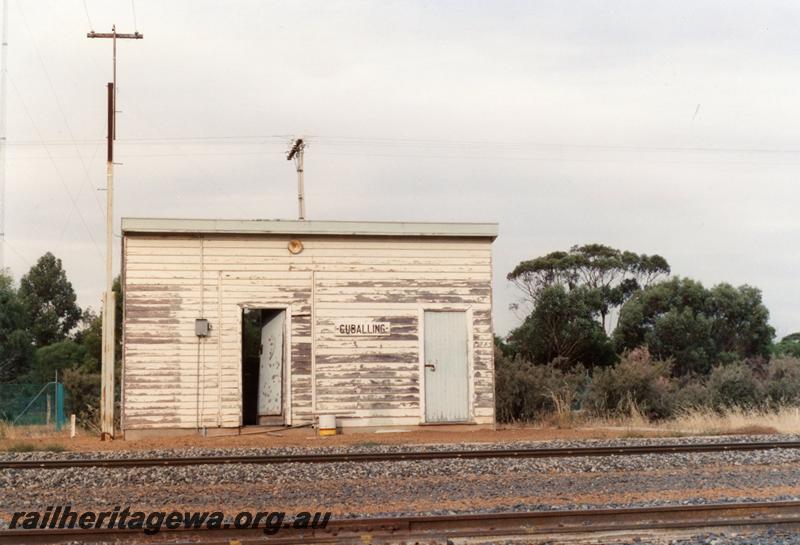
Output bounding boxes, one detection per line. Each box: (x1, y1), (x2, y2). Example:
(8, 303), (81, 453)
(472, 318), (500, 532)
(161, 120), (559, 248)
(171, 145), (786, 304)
(195, 318), (210, 337)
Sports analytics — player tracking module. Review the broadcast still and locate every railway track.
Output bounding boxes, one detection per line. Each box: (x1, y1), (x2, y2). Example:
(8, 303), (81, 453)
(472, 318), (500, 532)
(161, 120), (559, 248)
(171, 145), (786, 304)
(2, 500), (800, 544)
(3, 439), (800, 469)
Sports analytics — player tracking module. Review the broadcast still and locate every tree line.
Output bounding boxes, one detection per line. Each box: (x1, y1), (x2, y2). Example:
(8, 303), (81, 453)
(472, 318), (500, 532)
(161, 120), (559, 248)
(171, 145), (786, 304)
(0, 252), (121, 428)
(3, 245), (799, 428)
(497, 244), (799, 421)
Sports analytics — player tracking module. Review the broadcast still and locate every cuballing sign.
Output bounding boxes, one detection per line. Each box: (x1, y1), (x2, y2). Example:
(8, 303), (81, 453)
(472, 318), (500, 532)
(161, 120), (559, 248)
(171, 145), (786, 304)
(334, 320), (391, 336)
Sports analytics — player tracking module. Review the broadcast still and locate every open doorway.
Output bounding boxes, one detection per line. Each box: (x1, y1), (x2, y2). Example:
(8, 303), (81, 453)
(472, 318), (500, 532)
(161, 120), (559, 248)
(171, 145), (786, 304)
(242, 308), (286, 426)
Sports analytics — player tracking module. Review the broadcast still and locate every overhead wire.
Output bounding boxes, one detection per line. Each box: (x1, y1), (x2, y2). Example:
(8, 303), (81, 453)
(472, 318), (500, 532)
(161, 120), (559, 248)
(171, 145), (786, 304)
(15, 0), (106, 221)
(7, 73), (103, 261)
(56, 140), (102, 249)
(81, 0), (94, 31)
(110, 100), (256, 217)
(9, 136), (800, 168)
(44, 13), (251, 232)
(4, 238), (31, 268)
(130, 0), (138, 32)
(7, 134), (800, 157)
(304, 135), (800, 156)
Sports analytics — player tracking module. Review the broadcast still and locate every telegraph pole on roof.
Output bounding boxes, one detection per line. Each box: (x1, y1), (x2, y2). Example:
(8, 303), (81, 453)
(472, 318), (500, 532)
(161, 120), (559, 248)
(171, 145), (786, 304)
(287, 138), (306, 220)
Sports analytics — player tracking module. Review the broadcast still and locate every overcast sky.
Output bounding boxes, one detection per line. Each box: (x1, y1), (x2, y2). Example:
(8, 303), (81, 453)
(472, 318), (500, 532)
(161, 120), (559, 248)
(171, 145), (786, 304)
(3, 1), (799, 337)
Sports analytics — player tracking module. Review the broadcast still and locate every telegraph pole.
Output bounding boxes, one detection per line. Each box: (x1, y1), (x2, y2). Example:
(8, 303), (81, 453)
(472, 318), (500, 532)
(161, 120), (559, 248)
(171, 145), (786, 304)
(287, 138), (306, 220)
(88, 25), (143, 440)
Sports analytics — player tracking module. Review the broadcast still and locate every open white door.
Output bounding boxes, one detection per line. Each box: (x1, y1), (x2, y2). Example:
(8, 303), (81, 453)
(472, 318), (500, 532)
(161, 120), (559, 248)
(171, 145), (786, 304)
(258, 310), (285, 416)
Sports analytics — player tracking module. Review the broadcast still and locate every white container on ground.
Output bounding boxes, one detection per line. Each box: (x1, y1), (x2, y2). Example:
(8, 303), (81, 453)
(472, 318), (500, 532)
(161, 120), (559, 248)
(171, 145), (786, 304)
(318, 414), (336, 436)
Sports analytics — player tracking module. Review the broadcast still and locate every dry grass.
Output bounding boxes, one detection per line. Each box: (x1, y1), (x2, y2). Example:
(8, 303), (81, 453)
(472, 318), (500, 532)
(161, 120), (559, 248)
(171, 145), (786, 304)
(547, 391), (578, 429)
(543, 403), (800, 437)
(577, 406), (800, 436)
(571, 400), (652, 432)
(663, 406), (800, 435)
(0, 421), (73, 441)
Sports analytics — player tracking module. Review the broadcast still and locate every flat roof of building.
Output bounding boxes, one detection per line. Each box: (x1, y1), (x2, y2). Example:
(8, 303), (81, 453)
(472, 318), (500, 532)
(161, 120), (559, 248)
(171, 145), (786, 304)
(121, 218), (498, 239)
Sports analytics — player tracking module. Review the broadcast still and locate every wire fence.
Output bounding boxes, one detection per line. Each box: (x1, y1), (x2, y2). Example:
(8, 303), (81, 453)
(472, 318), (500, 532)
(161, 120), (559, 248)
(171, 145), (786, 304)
(0, 382), (69, 430)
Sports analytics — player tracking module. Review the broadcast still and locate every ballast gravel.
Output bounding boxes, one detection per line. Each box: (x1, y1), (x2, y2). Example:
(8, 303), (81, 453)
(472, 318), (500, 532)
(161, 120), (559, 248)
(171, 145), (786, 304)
(5, 448), (800, 489)
(492, 530), (800, 545)
(491, 530), (800, 545)
(2, 433), (800, 462)
(616, 529), (800, 545)
(3, 441), (800, 520)
(4, 432), (800, 545)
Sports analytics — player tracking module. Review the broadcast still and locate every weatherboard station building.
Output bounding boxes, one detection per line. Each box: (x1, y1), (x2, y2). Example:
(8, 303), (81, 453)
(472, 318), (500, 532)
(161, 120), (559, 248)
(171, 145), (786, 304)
(120, 218), (497, 438)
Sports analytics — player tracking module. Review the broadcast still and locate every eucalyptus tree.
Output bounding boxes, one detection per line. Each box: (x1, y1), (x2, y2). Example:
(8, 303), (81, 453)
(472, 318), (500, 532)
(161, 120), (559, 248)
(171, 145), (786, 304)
(508, 244), (670, 330)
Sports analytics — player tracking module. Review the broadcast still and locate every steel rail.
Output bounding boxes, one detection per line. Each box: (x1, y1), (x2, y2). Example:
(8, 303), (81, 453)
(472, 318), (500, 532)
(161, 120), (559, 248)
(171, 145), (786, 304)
(2, 501), (800, 544)
(3, 440), (800, 469)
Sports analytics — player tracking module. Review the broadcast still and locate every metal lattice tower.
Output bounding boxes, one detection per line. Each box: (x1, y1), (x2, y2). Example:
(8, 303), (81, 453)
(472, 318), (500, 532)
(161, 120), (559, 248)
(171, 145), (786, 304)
(0, 0), (8, 270)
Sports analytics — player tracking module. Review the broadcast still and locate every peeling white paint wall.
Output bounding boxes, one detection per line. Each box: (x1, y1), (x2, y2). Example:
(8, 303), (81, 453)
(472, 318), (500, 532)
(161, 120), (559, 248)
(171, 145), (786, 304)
(122, 234), (494, 431)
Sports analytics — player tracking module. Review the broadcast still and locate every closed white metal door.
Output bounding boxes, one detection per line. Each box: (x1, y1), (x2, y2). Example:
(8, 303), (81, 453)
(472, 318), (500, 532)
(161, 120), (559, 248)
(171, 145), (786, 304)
(424, 311), (469, 423)
(258, 310), (285, 416)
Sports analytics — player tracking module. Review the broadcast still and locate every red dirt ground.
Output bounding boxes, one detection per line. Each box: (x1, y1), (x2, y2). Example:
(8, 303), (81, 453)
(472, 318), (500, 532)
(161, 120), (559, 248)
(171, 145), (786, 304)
(0, 425), (676, 452)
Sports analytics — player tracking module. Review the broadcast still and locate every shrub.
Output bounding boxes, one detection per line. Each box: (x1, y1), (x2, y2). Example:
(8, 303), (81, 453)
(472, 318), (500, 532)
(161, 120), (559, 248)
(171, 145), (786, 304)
(706, 361), (762, 410)
(763, 357), (800, 407)
(495, 349), (587, 423)
(583, 347), (675, 419)
(61, 368), (100, 432)
(673, 378), (709, 410)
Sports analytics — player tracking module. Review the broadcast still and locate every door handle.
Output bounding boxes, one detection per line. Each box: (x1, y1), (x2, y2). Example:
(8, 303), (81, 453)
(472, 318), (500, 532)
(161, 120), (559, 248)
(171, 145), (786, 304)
(425, 363), (436, 372)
